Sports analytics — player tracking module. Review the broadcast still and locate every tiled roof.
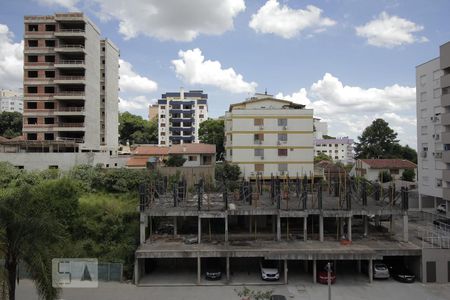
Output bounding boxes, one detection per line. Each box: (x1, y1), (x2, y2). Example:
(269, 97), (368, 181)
(133, 146), (169, 156)
(361, 159), (417, 169)
(169, 143), (216, 154)
(126, 157), (150, 167)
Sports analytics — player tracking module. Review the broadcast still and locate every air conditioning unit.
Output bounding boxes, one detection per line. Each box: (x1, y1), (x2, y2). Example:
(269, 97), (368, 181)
(435, 152), (443, 159)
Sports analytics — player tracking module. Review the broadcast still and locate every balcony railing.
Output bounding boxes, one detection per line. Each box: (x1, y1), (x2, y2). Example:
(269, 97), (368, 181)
(55, 136), (84, 143)
(57, 107), (84, 112)
(58, 29), (85, 33)
(55, 76), (85, 80)
(57, 123), (84, 127)
(57, 91), (85, 96)
(57, 60), (85, 65)
(57, 44), (85, 49)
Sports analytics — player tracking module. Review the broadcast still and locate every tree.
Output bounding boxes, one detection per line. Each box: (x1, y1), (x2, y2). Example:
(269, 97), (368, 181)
(0, 112), (22, 138)
(314, 152), (332, 163)
(199, 119), (224, 160)
(355, 119), (399, 159)
(165, 155), (186, 167)
(402, 169), (416, 182)
(215, 162), (241, 181)
(118, 112), (157, 145)
(378, 170), (392, 183)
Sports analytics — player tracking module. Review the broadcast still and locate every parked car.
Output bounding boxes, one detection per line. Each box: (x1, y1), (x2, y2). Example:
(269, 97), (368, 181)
(373, 263), (390, 279)
(317, 262), (336, 284)
(437, 203), (447, 214)
(205, 258), (222, 280)
(270, 295), (287, 300)
(260, 259), (280, 281)
(388, 264), (416, 283)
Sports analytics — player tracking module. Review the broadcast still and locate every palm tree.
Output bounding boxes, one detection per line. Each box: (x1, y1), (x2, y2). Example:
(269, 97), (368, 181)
(0, 184), (63, 300)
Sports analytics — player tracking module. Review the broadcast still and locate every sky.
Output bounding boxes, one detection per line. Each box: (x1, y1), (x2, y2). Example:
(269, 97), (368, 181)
(1, 0), (449, 149)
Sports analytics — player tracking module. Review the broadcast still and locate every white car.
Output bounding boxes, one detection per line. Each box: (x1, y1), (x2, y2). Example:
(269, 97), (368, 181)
(260, 260), (280, 281)
(437, 203), (447, 214)
(373, 263), (390, 279)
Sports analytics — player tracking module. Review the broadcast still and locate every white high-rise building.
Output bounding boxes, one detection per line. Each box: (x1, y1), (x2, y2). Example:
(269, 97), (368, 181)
(416, 41), (450, 216)
(0, 89), (23, 113)
(225, 93), (314, 179)
(314, 137), (354, 165)
(157, 89), (208, 146)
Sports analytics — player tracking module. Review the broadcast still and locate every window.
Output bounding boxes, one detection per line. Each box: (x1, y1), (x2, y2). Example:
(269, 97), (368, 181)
(188, 155), (197, 161)
(45, 24), (55, 31)
(161, 123), (166, 127)
(161, 132), (165, 136)
(44, 133), (54, 140)
(44, 86), (55, 94)
(27, 86), (37, 94)
(420, 74), (426, 86)
(278, 118), (287, 126)
(421, 126), (428, 135)
(161, 141), (166, 145)
(160, 115), (166, 119)
(420, 108), (427, 119)
(44, 56), (55, 62)
(436, 179), (442, 188)
(161, 106), (165, 109)
(45, 40), (55, 47)
(28, 55), (38, 62)
(254, 133), (264, 143)
(27, 133), (37, 140)
(255, 164), (264, 172)
(278, 149), (288, 156)
(44, 102), (54, 109)
(254, 118), (264, 126)
(44, 118), (54, 124)
(199, 114), (204, 118)
(254, 149), (264, 156)
(45, 71), (55, 78)
(28, 118), (37, 124)
(199, 105), (204, 109)
(48, 165), (58, 169)
(28, 71), (38, 78)
(28, 40), (38, 47)
(434, 88), (442, 98)
(28, 24), (38, 31)
(27, 102), (37, 109)
(278, 163), (288, 172)
(102, 47), (105, 51)
(278, 133), (287, 142)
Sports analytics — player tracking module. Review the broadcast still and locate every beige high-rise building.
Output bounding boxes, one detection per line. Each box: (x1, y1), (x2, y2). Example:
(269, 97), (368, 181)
(148, 104), (158, 121)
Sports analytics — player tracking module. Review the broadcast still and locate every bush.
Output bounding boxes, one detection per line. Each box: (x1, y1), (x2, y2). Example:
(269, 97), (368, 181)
(165, 155), (186, 167)
(378, 170), (392, 183)
(401, 169), (416, 182)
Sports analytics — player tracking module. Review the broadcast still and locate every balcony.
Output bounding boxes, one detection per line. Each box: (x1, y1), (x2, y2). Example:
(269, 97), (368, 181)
(443, 187), (450, 201)
(54, 29), (86, 37)
(54, 44), (86, 53)
(443, 170), (450, 182)
(442, 94), (450, 107)
(53, 76), (86, 84)
(441, 74), (450, 89)
(441, 113), (450, 126)
(443, 150), (450, 163)
(54, 91), (85, 100)
(54, 107), (85, 115)
(55, 136), (84, 143)
(54, 60), (85, 68)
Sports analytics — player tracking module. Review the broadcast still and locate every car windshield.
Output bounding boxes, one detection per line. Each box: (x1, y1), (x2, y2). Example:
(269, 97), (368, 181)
(262, 260), (278, 268)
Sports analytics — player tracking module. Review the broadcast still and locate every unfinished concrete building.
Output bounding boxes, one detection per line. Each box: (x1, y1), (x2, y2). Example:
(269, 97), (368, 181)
(134, 174), (432, 285)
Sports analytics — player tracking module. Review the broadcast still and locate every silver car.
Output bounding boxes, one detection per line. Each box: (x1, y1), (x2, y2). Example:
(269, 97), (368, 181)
(373, 263), (390, 279)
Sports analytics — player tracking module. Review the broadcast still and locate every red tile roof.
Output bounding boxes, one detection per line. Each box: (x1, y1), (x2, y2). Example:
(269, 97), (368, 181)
(361, 159), (416, 169)
(126, 157), (150, 167)
(169, 143), (216, 154)
(133, 146), (169, 156)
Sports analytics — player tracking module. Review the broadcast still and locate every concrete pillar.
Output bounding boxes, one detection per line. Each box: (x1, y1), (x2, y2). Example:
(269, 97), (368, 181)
(197, 256), (201, 284)
(303, 216), (308, 242)
(418, 193), (422, 211)
(284, 259), (288, 284)
(134, 258), (139, 285)
(347, 217), (352, 241)
(173, 216), (177, 236)
(368, 259), (373, 283)
(403, 213), (409, 242)
(149, 216), (152, 241)
(319, 215), (324, 242)
(277, 215), (281, 241)
(140, 214), (146, 244)
(389, 216), (394, 233)
(272, 215), (276, 235)
(357, 260), (361, 273)
(313, 260), (317, 283)
(363, 216), (368, 237)
(225, 215), (229, 243)
(198, 217), (202, 244)
(226, 256), (230, 282)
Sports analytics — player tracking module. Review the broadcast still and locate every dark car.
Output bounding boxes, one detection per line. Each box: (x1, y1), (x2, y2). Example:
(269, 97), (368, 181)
(270, 295), (287, 300)
(317, 263), (336, 284)
(205, 259), (222, 280)
(389, 265), (415, 283)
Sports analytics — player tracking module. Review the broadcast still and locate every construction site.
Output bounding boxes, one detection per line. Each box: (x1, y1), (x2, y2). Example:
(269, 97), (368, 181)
(134, 173), (449, 286)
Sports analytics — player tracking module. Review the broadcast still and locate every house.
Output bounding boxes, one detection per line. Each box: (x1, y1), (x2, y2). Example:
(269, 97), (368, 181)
(350, 159), (417, 182)
(126, 146), (169, 168)
(168, 143), (216, 167)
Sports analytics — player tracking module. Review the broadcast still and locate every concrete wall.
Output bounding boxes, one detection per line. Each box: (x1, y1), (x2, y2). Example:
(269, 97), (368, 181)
(422, 248), (450, 283)
(0, 152), (127, 171)
(103, 39), (119, 150)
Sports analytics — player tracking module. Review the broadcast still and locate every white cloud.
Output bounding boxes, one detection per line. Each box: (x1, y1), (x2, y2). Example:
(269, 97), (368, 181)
(90, 0), (245, 41)
(356, 12), (427, 48)
(34, 0), (79, 10)
(277, 73), (417, 147)
(249, 1), (336, 39)
(172, 48), (257, 94)
(0, 24), (23, 89)
(119, 59), (158, 94)
(119, 96), (152, 111)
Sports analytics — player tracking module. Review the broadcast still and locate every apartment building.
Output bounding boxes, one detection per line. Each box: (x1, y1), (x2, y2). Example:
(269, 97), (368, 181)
(157, 89), (208, 146)
(416, 41), (450, 215)
(22, 12), (118, 151)
(0, 89), (23, 113)
(224, 93), (314, 179)
(313, 117), (328, 139)
(314, 137), (354, 165)
(148, 104), (158, 121)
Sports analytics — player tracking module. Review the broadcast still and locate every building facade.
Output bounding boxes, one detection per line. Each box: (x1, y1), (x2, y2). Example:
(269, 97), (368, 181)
(157, 89), (208, 146)
(0, 89), (23, 113)
(314, 137), (354, 165)
(148, 104), (158, 121)
(22, 12), (119, 152)
(313, 117), (328, 139)
(350, 159), (417, 182)
(416, 41), (450, 214)
(225, 93), (314, 179)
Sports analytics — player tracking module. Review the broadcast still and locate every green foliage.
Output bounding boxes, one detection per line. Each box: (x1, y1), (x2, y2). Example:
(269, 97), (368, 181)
(0, 111), (22, 138)
(322, 134), (336, 139)
(355, 119), (399, 159)
(401, 169), (416, 182)
(378, 170), (393, 183)
(165, 155), (187, 167)
(235, 287), (273, 300)
(119, 112), (158, 145)
(314, 152), (332, 163)
(199, 118), (224, 160)
(215, 162), (241, 181)
(0, 162), (22, 188)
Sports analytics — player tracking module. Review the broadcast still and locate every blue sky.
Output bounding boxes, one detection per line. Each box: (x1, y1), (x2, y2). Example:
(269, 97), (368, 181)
(1, 0), (449, 148)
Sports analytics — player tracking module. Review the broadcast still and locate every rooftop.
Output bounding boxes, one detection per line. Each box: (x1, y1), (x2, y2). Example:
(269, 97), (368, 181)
(360, 159), (417, 170)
